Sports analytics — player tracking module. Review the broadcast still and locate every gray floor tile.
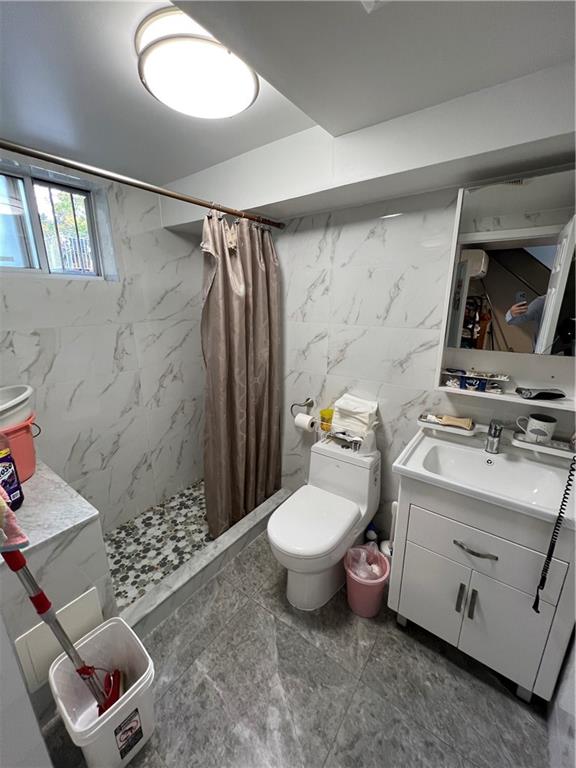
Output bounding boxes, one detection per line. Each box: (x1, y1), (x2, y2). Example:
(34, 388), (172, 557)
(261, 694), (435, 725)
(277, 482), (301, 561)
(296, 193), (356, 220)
(125, 743), (168, 768)
(363, 622), (548, 768)
(153, 600), (357, 768)
(143, 574), (248, 699)
(42, 713), (84, 768)
(221, 530), (283, 596)
(254, 568), (390, 677)
(326, 682), (472, 768)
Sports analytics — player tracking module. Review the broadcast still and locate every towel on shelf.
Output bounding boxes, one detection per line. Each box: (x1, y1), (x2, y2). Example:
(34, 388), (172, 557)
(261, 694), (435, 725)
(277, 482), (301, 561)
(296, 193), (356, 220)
(332, 394), (378, 436)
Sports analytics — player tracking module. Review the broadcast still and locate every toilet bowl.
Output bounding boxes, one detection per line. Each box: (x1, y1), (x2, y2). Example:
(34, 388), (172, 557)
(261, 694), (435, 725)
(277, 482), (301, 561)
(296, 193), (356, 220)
(268, 437), (380, 610)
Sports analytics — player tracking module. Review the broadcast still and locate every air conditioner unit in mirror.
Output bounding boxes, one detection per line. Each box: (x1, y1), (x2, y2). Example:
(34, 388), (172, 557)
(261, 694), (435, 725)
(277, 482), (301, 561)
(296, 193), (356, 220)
(461, 249), (489, 279)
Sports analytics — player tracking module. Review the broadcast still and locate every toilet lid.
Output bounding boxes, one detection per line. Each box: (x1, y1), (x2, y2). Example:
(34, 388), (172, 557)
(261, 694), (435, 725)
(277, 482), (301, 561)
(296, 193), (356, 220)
(268, 486), (360, 559)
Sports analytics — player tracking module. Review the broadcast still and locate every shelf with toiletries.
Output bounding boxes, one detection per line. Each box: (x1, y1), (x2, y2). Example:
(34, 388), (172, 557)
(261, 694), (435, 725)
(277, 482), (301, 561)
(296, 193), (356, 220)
(437, 385), (575, 412)
(308, 395), (380, 454)
(417, 413), (479, 437)
(440, 367), (511, 396)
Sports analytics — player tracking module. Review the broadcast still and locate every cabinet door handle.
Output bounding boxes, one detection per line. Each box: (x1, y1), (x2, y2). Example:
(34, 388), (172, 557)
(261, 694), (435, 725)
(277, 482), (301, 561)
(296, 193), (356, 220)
(453, 539), (498, 561)
(467, 588), (478, 619)
(455, 582), (466, 613)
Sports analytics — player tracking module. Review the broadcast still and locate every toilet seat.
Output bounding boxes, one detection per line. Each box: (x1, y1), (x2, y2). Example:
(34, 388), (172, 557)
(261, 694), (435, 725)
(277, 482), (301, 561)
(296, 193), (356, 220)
(268, 485), (360, 559)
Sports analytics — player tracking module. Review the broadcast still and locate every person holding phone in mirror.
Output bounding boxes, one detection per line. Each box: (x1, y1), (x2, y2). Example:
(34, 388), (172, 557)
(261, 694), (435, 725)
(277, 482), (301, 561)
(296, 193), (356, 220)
(505, 291), (546, 347)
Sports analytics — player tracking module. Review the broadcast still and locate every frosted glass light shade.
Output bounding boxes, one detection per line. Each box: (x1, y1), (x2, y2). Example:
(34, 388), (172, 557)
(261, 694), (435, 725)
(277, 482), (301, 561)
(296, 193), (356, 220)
(135, 7), (210, 54)
(139, 36), (259, 118)
(135, 7), (259, 119)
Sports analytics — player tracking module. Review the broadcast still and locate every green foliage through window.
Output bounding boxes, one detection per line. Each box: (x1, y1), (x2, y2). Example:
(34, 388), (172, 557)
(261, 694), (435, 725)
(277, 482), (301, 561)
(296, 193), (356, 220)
(34, 183), (97, 274)
(0, 171), (100, 276)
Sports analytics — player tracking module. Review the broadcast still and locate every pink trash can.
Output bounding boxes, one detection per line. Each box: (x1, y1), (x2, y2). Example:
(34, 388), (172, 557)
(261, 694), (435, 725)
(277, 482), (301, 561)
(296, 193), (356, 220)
(345, 545), (390, 618)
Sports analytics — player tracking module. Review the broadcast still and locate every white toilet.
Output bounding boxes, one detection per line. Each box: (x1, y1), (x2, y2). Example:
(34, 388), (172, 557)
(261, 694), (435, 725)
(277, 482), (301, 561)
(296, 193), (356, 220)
(267, 437), (381, 610)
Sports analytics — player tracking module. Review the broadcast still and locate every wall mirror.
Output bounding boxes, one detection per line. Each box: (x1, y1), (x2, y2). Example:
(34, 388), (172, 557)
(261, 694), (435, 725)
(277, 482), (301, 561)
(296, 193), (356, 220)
(446, 169), (575, 357)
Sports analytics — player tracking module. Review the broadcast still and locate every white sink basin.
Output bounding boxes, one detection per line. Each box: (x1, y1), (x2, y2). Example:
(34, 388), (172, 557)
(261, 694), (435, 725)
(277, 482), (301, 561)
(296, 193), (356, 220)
(394, 429), (573, 528)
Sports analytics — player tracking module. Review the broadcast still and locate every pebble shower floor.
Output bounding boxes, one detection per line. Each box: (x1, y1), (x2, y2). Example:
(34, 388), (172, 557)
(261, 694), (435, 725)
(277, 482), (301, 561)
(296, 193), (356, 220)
(104, 480), (211, 610)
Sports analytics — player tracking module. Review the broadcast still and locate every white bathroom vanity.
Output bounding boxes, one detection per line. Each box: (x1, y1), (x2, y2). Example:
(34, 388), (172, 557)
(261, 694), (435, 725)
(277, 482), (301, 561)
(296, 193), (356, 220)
(388, 428), (574, 702)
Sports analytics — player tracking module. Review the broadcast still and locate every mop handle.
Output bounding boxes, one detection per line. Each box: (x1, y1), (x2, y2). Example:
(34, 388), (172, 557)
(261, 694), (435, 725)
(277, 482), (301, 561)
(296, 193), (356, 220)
(2, 549), (107, 708)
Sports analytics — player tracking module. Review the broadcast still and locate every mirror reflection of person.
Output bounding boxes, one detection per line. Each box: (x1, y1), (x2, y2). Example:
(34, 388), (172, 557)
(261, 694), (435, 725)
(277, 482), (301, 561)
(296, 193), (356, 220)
(505, 295), (546, 341)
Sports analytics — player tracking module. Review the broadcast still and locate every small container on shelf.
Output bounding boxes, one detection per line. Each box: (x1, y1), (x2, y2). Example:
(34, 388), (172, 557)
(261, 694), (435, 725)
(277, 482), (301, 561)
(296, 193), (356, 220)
(441, 368), (511, 394)
(319, 407), (334, 433)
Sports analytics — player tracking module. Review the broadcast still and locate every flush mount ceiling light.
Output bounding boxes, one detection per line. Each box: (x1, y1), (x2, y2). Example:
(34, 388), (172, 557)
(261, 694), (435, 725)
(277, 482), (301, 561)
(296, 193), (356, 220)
(135, 7), (259, 119)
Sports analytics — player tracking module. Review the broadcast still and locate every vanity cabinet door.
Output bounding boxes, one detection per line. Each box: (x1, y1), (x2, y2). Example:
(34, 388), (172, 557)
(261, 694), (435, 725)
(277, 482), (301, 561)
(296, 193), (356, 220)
(399, 542), (471, 646)
(458, 571), (555, 690)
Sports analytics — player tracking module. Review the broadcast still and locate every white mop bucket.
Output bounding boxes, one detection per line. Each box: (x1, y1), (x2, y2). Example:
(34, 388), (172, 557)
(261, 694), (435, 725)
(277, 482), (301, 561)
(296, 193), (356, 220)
(49, 617), (155, 768)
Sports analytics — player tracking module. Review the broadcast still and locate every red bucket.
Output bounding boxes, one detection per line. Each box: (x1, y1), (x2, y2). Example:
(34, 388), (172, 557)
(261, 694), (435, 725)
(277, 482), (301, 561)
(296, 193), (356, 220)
(0, 412), (38, 482)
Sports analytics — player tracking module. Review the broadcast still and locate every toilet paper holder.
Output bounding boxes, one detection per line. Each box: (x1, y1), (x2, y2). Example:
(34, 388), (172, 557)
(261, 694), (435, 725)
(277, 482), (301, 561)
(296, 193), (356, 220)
(290, 397), (314, 417)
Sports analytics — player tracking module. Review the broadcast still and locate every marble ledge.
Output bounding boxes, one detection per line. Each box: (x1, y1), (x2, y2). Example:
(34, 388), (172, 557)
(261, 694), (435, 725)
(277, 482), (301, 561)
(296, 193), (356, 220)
(128, 487), (292, 638)
(1, 461), (100, 557)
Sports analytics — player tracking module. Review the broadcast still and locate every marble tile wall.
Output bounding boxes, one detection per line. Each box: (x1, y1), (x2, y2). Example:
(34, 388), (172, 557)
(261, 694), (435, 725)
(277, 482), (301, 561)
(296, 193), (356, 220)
(0, 183), (205, 531)
(276, 189), (504, 526)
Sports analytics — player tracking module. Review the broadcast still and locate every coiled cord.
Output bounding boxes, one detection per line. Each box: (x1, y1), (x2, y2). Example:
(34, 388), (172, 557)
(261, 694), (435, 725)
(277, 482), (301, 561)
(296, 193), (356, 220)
(533, 454), (575, 613)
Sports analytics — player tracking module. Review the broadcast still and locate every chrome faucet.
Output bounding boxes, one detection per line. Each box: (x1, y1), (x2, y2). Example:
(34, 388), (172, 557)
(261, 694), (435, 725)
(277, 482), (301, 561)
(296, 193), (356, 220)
(485, 419), (503, 454)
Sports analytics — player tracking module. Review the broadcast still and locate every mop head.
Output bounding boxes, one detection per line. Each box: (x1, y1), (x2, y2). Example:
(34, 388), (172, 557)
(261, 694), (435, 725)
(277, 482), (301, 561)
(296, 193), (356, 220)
(0, 486), (29, 552)
(98, 669), (125, 716)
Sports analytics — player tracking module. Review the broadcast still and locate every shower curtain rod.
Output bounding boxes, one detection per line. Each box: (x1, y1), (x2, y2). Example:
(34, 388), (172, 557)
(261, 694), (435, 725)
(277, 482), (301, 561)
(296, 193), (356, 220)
(0, 138), (285, 230)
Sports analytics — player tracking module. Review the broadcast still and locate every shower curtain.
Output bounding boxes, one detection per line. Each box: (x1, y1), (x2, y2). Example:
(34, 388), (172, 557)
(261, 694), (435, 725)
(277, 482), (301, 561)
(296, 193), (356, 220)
(201, 212), (282, 538)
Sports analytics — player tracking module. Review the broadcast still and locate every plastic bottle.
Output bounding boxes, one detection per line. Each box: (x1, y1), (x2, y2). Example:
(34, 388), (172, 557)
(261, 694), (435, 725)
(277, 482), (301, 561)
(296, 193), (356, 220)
(365, 522), (378, 545)
(0, 434), (24, 510)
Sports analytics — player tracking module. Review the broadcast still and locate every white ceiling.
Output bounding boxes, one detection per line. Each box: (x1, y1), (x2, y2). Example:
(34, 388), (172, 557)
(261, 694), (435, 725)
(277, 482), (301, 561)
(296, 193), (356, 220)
(1, 2), (573, 188)
(0, 2), (313, 184)
(178, 1), (575, 136)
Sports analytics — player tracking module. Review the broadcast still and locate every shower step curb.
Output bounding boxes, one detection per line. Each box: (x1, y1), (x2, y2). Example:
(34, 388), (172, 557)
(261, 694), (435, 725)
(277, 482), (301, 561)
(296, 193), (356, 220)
(124, 488), (292, 639)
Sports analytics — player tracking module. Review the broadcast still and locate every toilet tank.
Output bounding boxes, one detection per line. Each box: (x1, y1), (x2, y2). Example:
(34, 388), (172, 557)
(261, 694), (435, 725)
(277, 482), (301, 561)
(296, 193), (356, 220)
(308, 440), (381, 519)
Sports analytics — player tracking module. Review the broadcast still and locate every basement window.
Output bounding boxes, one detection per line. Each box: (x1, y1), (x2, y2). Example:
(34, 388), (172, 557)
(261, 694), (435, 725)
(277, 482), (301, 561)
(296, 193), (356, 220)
(33, 182), (98, 275)
(0, 169), (115, 278)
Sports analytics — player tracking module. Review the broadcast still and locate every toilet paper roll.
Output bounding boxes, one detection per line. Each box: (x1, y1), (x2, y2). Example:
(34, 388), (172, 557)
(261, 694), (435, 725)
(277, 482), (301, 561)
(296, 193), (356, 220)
(294, 413), (317, 432)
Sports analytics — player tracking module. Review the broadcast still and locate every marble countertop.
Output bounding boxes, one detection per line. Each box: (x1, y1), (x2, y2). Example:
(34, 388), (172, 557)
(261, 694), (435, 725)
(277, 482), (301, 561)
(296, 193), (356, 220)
(2, 461), (99, 555)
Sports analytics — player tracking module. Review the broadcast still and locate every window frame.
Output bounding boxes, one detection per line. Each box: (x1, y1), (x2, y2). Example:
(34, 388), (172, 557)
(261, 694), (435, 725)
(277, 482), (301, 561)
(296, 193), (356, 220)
(0, 172), (41, 271)
(0, 168), (105, 279)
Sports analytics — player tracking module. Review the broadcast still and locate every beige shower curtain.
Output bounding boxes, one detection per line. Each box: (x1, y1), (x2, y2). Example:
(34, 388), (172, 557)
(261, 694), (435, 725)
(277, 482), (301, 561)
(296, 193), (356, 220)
(201, 212), (282, 538)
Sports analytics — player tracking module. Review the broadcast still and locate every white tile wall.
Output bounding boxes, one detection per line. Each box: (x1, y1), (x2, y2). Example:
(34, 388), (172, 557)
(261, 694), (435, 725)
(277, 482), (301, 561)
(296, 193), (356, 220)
(7, 177), (561, 541)
(0, 183), (205, 531)
(276, 190), (463, 521)
(278, 189), (575, 530)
